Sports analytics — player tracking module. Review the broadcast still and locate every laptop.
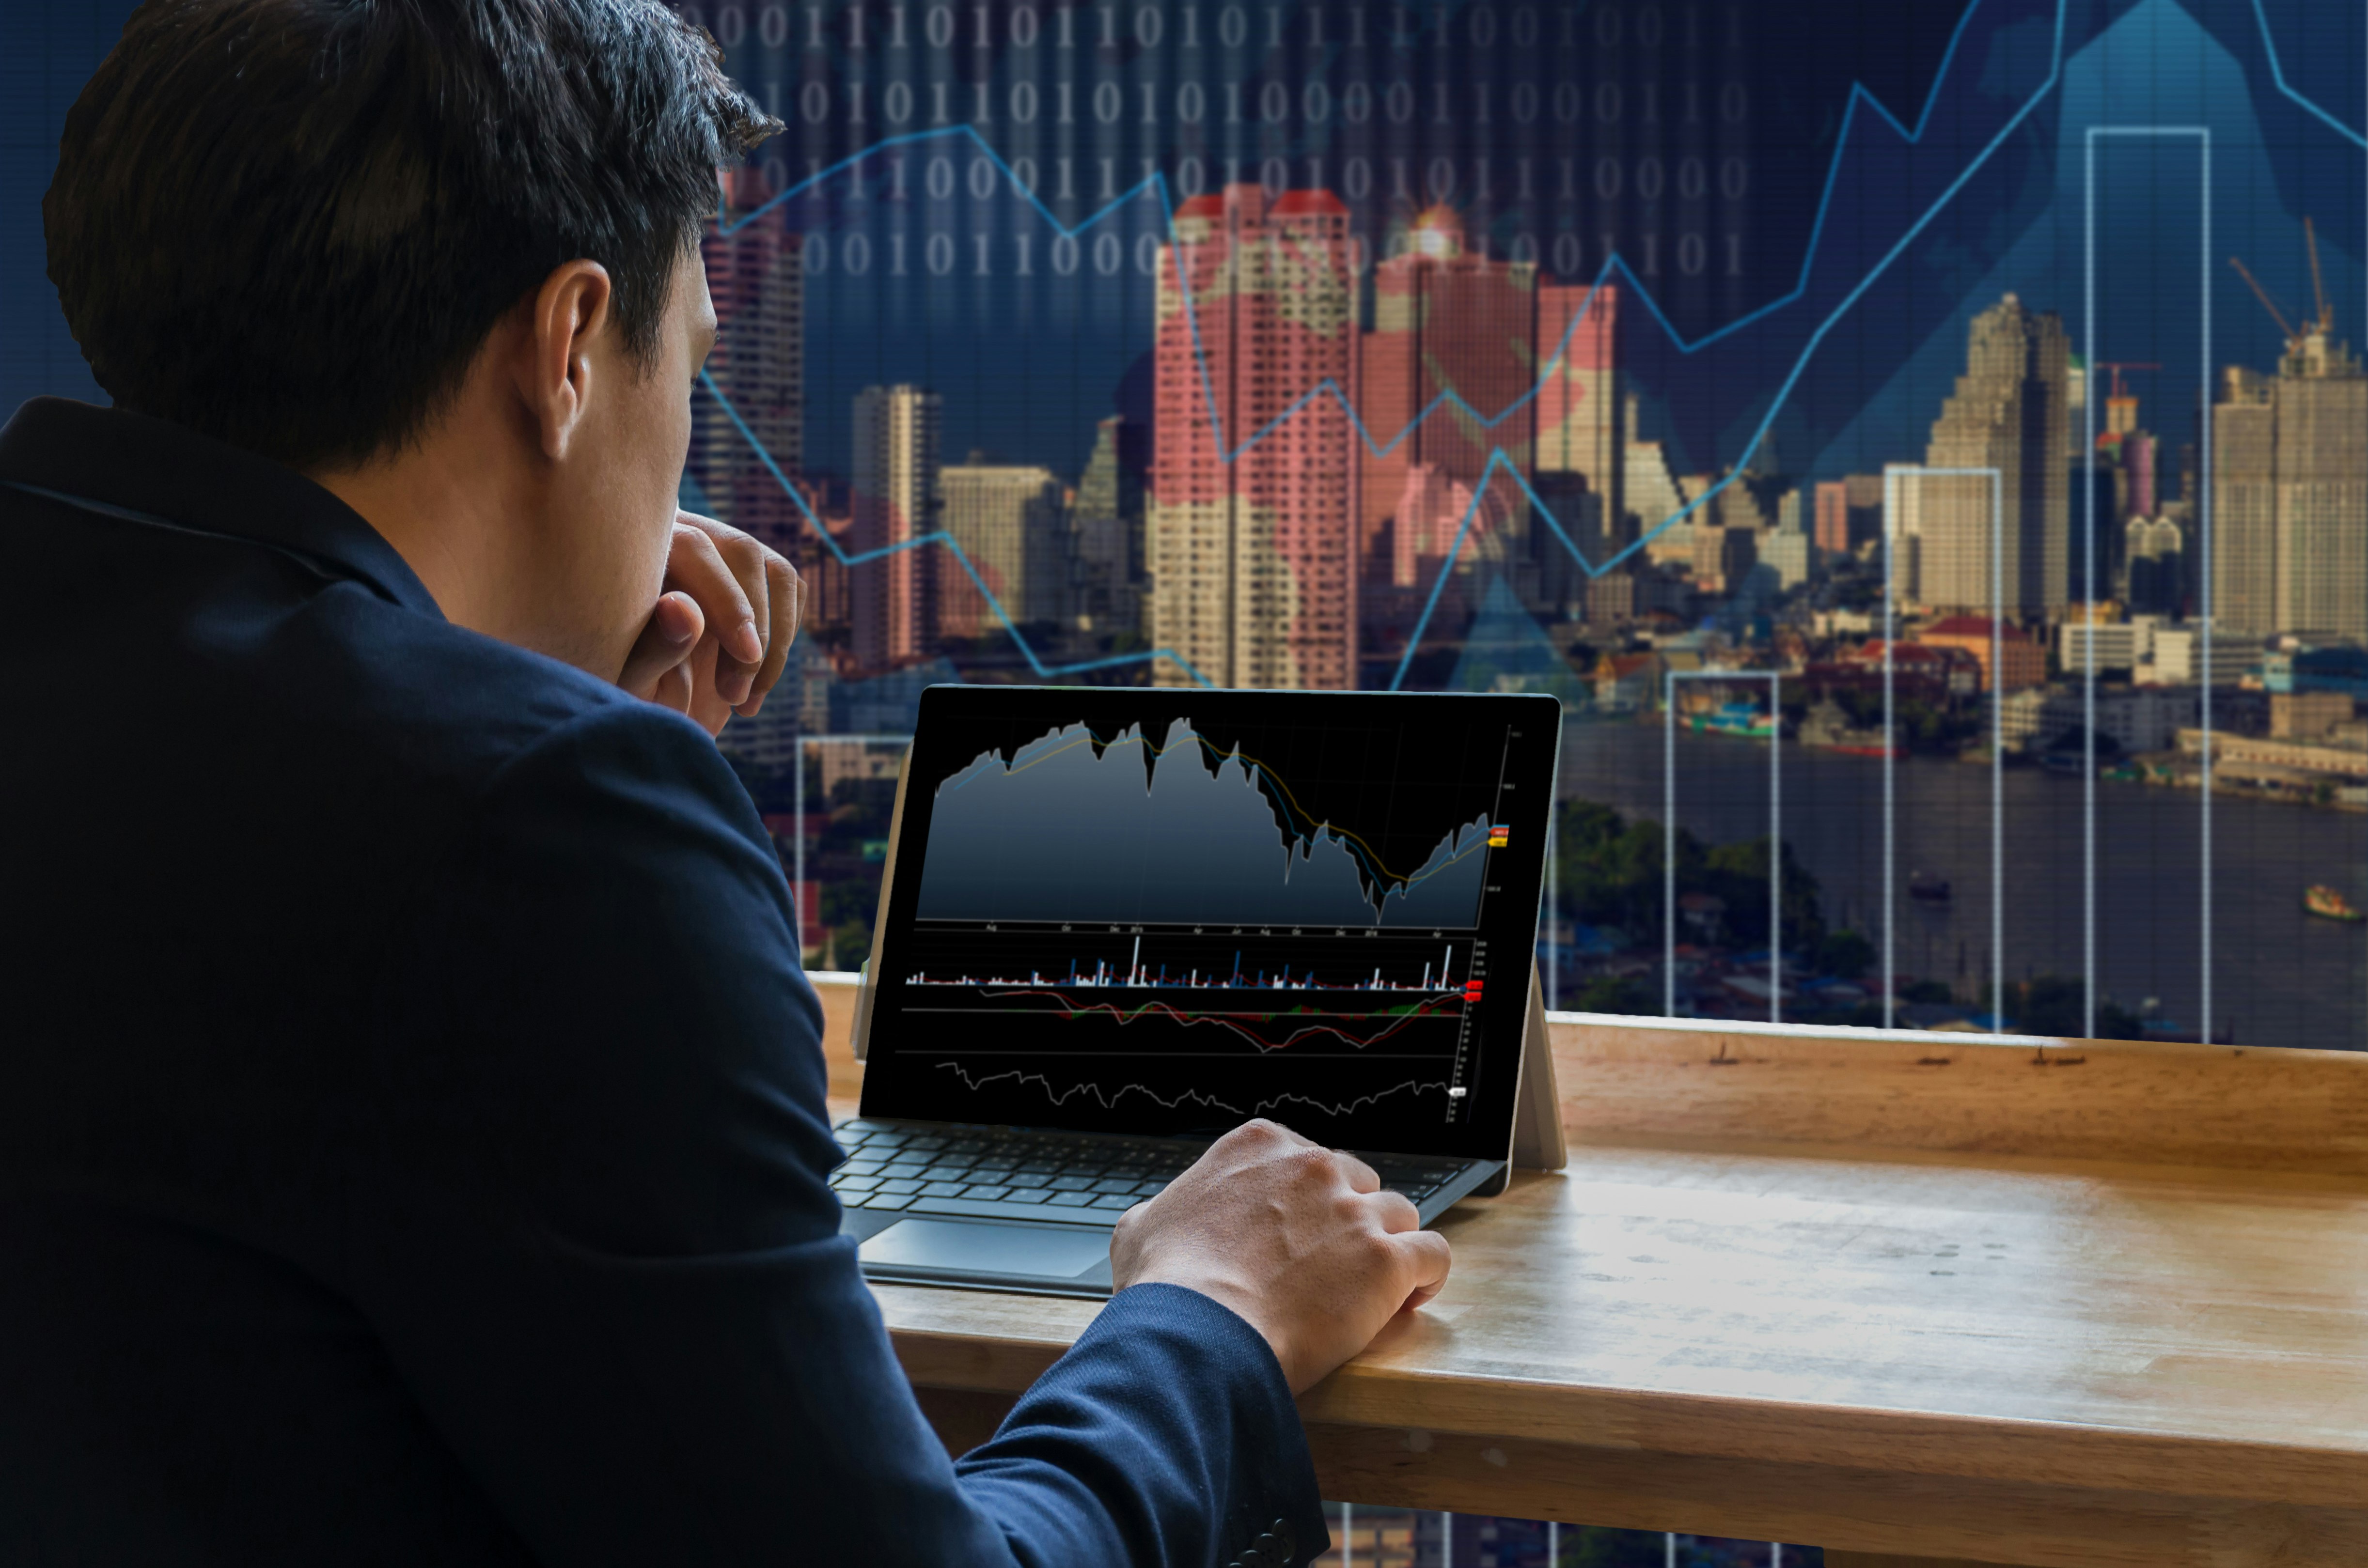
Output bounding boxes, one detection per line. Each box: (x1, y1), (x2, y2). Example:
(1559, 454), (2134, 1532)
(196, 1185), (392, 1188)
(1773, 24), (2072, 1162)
(837, 684), (1563, 1297)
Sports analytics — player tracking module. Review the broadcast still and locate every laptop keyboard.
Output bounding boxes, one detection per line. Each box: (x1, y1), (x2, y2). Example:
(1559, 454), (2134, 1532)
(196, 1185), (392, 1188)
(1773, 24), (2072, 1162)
(831, 1119), (1467, 1223)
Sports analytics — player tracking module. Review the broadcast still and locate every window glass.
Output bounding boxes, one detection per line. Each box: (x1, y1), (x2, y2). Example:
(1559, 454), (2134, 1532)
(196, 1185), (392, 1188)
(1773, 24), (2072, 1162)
(677, 0), (2368, 1052)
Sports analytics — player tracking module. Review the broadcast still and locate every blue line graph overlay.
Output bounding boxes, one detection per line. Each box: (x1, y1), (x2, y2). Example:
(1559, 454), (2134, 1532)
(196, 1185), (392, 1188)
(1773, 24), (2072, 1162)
(698, 0), (2365, 691)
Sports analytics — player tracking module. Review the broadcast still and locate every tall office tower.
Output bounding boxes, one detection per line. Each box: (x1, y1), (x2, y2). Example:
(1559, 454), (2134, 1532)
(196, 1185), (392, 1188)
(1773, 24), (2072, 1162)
(1690, 523), (1758, 596)
(2075, 397), (2153, 602)
(850, 385), (941, 670)
(1626, 438), (1692, 564)
(800, 481), (858, 642)
(1066, 415), (1148, 636)
(935, 458), (1066, 641)
(2124, 431), (2159, 519)
(1761, 493), (1812, 590)
(2104, 385), (2141, 439)
(1356, 207), (1539, 577)
(2070, 459), (2124, 605)
(2211, 328), (2368, 639)
(1535, 281), (1625, 543)
(689, 168), (802, 543)
(1813, 474), (1886, 556)
(1389, 463), (1513, 588)
(1147, 185), (1358, 690)
(1813, 481), (1852, 556)
(1913, 295), (2071, 617)
(2126, 514), (2186, 616)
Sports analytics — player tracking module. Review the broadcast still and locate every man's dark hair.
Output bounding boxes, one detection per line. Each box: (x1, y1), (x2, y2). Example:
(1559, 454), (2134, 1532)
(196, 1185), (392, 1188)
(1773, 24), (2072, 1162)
(47, 0), (778, 471)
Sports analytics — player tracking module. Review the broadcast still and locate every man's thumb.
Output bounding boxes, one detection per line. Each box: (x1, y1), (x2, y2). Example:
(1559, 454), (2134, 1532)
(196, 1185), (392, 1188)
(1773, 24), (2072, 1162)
(618, 591), (706, 703)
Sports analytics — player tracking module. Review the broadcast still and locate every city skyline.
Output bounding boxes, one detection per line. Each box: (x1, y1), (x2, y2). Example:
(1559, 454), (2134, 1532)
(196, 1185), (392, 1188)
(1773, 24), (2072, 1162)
(706, 251), (2362, 683)
(661, 0), (2368, 1060)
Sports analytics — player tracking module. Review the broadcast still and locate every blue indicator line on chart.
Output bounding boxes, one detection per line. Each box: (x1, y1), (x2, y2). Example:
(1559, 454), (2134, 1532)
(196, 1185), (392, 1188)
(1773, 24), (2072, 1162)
(700, 0), (2367, 690)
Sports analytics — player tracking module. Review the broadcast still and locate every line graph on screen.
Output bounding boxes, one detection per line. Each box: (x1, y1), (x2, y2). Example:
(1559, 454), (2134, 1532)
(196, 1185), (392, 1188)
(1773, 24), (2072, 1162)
(915, 989), (1464, 1054)
(916, 717), (1494, 928)
(931, 1060), (1455, 1121)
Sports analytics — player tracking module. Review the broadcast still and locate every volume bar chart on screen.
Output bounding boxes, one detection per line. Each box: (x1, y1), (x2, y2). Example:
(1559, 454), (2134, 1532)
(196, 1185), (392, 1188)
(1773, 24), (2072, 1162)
(917, 717), (1492, 928)
(909, 935), (1474, 992)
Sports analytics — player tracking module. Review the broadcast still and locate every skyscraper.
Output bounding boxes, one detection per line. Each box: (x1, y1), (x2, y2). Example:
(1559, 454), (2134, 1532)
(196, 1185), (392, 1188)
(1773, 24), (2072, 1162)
(1358, 208), (1540, 574)
(689, 168), (802, 544)
(2126, 514), (2186, 617)
(2211, 326), (2368, 639)
(1067, 414), (1146, 636)
(1625, 436), (1691, 563)
(936, 458), (1066, 640)
(1912, 295), (2071, 617)
(1813, 480), (1850, 556)
(1814, 476), (1883, 557)
(1147, 185), (1358, 689)
(1534, 280), (1624, 544)
(851, 385), (941, 670)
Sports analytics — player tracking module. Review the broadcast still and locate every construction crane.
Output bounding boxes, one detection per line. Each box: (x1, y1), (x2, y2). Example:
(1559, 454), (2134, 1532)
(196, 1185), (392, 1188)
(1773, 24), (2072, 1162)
(2231, 218), (2337, 356)
(2092, 360), (2160, 401)
(2229, 254), (2299, 348)
(2304, 216), (2334, 335)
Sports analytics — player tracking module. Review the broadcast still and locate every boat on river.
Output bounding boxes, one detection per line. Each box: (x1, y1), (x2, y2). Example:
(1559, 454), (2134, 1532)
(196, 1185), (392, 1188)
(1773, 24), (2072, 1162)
(2305, 884), (2364, 922)
(1799, 699), (1899, 758)
(1685, 701), (1777, 740)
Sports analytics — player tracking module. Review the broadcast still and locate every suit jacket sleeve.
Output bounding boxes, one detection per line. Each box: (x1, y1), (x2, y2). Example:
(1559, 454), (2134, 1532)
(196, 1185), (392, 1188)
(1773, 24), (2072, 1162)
(349, 700), (1329, 1567)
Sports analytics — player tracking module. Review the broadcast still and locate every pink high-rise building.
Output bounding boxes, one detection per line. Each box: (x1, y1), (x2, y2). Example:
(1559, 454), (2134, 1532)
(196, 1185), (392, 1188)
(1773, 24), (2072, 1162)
(1814, 473), (1885, 558)
(690, 168), (802, 549)
(1147, 186), (1358, 689)
(2124, 431), (2158, 519)
(1358, 208), (1542, 575)
(1814, 480), (1852, 556)
(1391, 464), (1515, 588)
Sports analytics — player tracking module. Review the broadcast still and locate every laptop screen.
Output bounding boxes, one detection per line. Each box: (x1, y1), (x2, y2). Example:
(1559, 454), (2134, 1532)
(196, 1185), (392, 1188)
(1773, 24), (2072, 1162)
(856, 686), (1561, 1160)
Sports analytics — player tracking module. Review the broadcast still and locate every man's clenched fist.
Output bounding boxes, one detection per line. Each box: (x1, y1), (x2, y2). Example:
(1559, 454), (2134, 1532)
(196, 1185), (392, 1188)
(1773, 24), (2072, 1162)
(618, 510), (804, 736)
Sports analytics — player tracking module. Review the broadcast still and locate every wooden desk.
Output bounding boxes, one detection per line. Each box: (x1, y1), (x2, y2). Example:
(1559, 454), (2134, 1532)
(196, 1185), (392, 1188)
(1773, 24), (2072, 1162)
(812, 980), (2368, 1568)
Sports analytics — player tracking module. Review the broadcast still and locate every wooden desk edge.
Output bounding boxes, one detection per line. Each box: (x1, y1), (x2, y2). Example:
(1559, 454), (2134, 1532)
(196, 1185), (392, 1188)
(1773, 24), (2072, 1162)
(879, 1306), (2368, 1513)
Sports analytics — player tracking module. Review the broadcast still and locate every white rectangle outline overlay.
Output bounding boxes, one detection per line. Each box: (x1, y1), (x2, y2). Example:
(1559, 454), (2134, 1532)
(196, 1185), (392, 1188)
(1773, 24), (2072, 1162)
(1662, 668), (1786, 1024)
(1879, 466), (2005, 1034)
(2085, 125), (2210, 1042)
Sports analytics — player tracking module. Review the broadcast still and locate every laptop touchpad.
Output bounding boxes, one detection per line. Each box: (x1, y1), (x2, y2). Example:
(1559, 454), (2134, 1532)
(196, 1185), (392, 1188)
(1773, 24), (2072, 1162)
(860, 1218), (1111, 1279)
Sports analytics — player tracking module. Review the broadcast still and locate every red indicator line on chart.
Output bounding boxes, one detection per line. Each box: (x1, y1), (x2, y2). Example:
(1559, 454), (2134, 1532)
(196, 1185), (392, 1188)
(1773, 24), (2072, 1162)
(973, 989), (1464, 1054)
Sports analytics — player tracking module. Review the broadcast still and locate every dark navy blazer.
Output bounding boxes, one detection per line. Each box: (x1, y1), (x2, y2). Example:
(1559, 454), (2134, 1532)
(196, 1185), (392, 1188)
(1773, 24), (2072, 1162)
(0, 398), (1325, 1566)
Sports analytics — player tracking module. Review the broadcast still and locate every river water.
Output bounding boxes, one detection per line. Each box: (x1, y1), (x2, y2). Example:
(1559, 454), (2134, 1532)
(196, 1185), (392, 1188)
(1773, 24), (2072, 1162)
(1554, 718), (2368, 1052)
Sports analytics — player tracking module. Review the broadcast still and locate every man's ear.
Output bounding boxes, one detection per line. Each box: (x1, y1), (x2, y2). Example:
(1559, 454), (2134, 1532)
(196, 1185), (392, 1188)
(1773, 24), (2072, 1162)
(520, 260), (615, 462)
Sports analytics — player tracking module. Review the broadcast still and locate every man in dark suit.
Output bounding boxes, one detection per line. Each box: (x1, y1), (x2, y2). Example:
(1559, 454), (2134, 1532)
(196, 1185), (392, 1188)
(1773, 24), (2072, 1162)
(0, 1), (1451, 1562)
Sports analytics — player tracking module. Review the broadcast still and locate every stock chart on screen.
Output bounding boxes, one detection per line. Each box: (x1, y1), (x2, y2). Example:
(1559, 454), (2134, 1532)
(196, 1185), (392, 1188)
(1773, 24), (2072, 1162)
(857, 688), (1556, 1153)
